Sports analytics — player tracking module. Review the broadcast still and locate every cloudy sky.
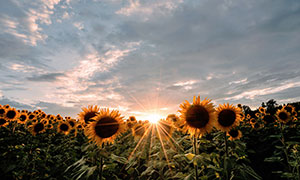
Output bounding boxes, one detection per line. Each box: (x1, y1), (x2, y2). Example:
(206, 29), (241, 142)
(0, 0), (300, 119)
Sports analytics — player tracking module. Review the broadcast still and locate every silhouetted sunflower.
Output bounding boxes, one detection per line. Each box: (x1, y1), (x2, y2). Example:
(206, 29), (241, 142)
(57, 121), (71, 135)
(85, 108), (125, 146)
(18, 113), (29, 124)
(0, 117), (9, 127)
(262, 114), (276, 124)
(227, 129), (242, 141)
(78, 105), (100, 125)
(276, 109), (291, 123)
(4, 108), (19, 121)
(215, 103), (241, 132)
(29, 122), (46, 136)
(179, 96), (217, 137)
(157, 119), (174, 139)
(167, 114), (181, 129)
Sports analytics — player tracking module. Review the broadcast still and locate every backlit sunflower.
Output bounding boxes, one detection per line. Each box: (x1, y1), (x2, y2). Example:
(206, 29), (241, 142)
(132, 122), (148, 139)
(3, 104), (10, 109)
(18, 113), (29, 124)
(28, 113), (36, 121)
(262, 113), (276, 124)
(227, 129), (242, 141)
(128, 116), (137, 122)
(126, 119), (135, 129)
(78, 105), (100, 125)
(215, 103), (241, 132)
(166, 114), (181, 129)
(178, 96), (217, 137)
(84, 108), (125, 146)
(0, 117), (9, 127)
(77, 123), (84, 131)
(157, 119), (174, 139)
(4, 108), (19, 121)
(29, 122), (46, 136)
(276, 109), (291, 123)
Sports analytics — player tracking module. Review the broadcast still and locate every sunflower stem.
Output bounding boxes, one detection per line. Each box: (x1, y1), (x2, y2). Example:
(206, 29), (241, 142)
(224, 132), (229, 180)
(224, 132), (228, 157)
(193, 135), (199, 180)
(280, 123), (292, 172)
(99, 144), (104, 180)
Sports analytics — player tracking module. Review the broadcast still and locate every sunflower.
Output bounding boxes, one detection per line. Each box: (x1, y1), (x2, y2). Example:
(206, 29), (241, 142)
(3, 104), (10, 109)
(255, 112), (260, 118)
(28, 113), (36, 121)
(246, 114), (251, 119)
(179, 96), (217, 137)
(262, 113), (276, 124)
(132, 122), (148, 139)
(46, 124), (53, 130)
(215, 103), (241, 132)
(0, 117), (9, 127)
(126, 119), (135, 129)
(18, 113), (29, 124)
(4, 108), (19, 121)
(57, 121), (71, 135)
(157, 119), (174, 139)
(249, 118), (256, 125)
(29, 122), (46, 135)
(67, 119), (77, 128)
(276, 109), (291, 123)
(77, 123), (84, 130)
(128, 116), (137, 122)
(0, 107), (7, 117)
(227, 129), (242, 141)
(259, 107), (266, 114)
(166, 114), (181, 128)
(284, 105), (295, 113)
(84, 109), (125, 146)
(40, 118), (49, 125)
(78, 105), (100, 125)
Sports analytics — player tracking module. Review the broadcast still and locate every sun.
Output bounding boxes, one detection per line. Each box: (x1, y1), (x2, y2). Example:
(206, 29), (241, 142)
(147, 114), (163, 124)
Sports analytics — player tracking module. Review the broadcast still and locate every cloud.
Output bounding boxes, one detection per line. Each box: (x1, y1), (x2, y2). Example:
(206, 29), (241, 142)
(0, 97), (34, 110)
(27, 72), (65, 82)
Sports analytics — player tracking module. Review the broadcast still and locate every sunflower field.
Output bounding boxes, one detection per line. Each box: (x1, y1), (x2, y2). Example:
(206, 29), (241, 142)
(1, 97), (300, 180)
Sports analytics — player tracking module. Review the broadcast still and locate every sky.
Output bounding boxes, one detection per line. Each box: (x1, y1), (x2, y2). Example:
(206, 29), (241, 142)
(0, 0), (300, 119)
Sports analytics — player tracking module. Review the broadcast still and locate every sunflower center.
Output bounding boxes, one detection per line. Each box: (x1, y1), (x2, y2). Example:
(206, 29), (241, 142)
(29, 115), (35, 120)
(284, 106), (292, 112)
(84, 112), (97, 124)
(6, 110), (17, 119)
(95, 117), (119, 138)
(279, 112), (288, 121)
(69, 121), (75, 127)
(60, 124), (69, 131)
(0, 118), (7, 125)
(20, 115), (27, 122)
(263, 115), (275, 123)
(229, 129), (238, 138)
(186, 105), (210, 129)
(0, 109), (5, 115)
(34, 123), (44, 132)
(218, 110), (236, 127)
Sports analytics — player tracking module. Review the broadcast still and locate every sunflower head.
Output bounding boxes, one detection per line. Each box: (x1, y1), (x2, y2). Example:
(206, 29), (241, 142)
(284, 105), (295, 113)
(18, 113), (29, 124)
(0, 107), (7, 117)
(262, 114), (276, 124)
(84, 108), (125, 146)
(129, 116), (137, 122)
(132, 123), (148, 139)
(78, 105), (100, 125)
(227, 129), (242, 141)
(179, 96), (217, 137)
(276, 109), (291, 123)
(57, 121), (71, 135)
(246, 114), (251, 119)
(29, 122), (46, 136)
(4, 104), (10, 109)
(259, 107), (266, 114)
(0, 117), (9, 127)
(67, 119), (77, 128)
(76, 123), (84, 130)
(215, 103), (241, 132)
(28, 113), (36, 121)
(5, 108), (19, 121)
